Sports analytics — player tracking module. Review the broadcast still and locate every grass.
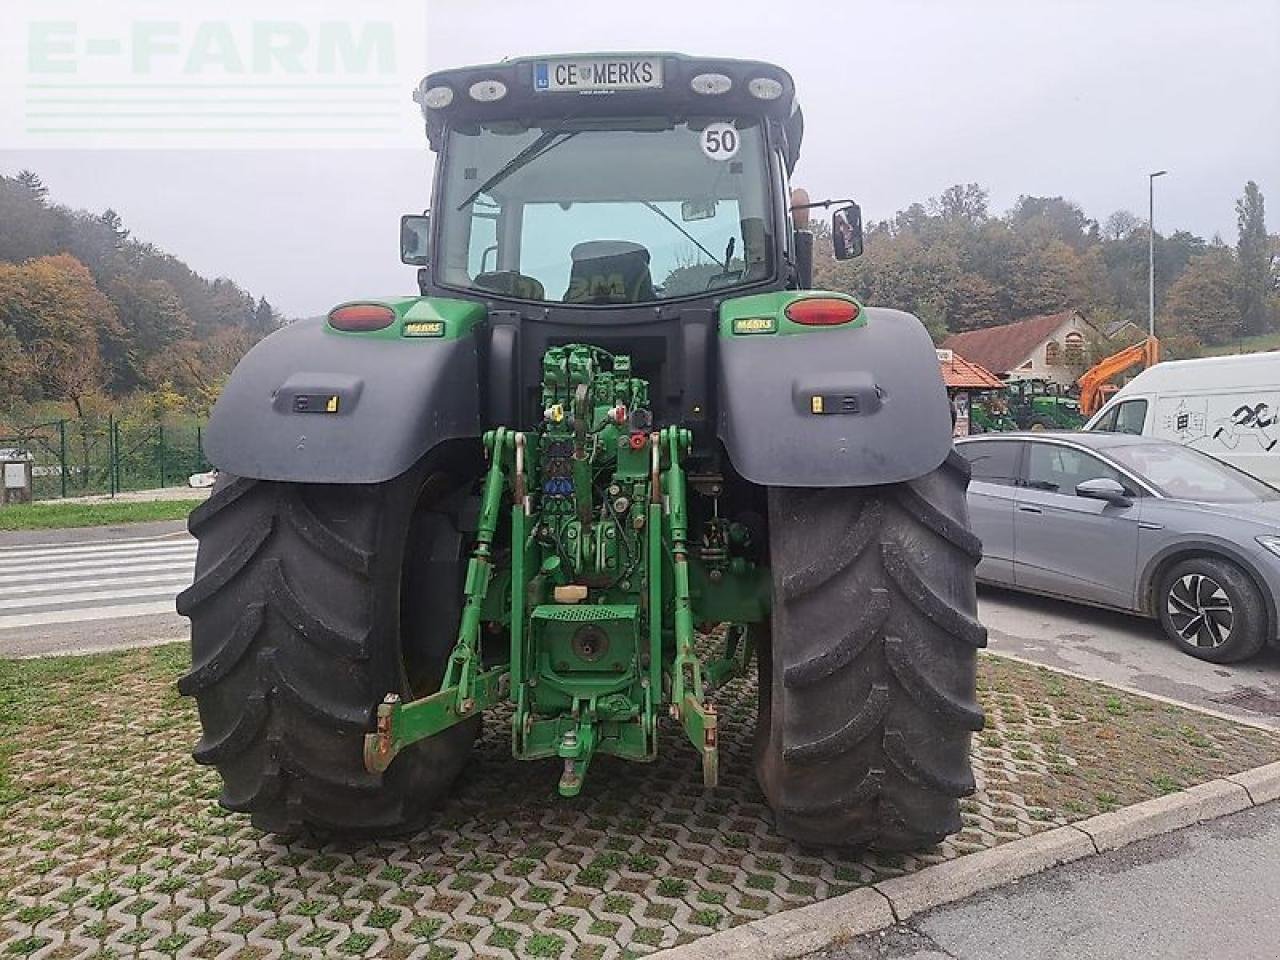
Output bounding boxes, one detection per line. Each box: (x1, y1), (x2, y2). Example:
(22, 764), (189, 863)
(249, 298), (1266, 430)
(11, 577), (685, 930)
(1200, 331), (1280, 357)
(0, 645), (186, 804)
(0, 498), (201, 531)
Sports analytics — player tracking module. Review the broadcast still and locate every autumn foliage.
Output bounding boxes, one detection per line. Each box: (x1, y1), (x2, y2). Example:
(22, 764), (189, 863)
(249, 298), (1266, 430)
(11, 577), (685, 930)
(0, 170), (274, 419)
(813, 182), (1279, 357)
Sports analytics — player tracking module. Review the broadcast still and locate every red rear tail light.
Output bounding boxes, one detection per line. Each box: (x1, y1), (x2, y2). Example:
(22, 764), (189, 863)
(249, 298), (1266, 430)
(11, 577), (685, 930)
(784, 297), (860, 326)
(328, 303), (396, 332)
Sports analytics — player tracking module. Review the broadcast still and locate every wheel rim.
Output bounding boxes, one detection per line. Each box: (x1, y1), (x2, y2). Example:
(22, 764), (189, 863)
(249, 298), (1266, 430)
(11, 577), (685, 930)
(1167, 573), (1234, 649)
(1030, 422), (1046, 431)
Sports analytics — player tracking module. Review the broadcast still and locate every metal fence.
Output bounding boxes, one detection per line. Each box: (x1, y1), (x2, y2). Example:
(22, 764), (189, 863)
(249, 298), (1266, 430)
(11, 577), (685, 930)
(0, 415), (209, 500)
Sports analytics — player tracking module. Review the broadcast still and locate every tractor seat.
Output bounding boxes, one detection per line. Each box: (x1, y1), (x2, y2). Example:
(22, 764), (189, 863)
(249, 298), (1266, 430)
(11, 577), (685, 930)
(474, 271), (546, 301)
(563, 240), (656, 304)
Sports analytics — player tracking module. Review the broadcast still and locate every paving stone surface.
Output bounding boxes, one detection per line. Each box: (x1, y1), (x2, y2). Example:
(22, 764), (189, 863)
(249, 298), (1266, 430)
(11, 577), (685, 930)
(2, 646), (1278, 960)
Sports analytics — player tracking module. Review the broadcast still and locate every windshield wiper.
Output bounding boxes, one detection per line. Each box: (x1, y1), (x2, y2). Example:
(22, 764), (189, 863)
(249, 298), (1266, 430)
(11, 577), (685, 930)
(640, 201), (728, 270)
(456, 130), (580, 211)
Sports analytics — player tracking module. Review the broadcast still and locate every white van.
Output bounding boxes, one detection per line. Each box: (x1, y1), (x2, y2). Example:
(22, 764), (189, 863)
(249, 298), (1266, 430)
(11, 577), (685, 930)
(1084, 352), (1280, 485)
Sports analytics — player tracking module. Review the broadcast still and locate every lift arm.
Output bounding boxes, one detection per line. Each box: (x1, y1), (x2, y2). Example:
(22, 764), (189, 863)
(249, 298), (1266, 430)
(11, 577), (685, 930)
(1077, 337), (1160, 417)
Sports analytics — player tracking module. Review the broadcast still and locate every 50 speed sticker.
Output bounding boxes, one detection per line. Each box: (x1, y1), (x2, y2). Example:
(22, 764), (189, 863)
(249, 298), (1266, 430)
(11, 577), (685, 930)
(700, 122), (739, 161)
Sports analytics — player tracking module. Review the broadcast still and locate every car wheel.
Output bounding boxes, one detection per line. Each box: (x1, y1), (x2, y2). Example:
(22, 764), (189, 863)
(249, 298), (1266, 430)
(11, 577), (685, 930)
(1157, 557), (1267, 664)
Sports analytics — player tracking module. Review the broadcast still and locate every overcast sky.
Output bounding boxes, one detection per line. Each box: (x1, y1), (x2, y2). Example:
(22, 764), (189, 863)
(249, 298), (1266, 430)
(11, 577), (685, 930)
(2, 0), (1277, 318)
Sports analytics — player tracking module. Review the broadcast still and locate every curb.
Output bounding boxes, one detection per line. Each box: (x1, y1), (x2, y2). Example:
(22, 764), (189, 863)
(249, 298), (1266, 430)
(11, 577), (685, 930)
(9, 634), (188, 661)
(651, 762), (1280, 959)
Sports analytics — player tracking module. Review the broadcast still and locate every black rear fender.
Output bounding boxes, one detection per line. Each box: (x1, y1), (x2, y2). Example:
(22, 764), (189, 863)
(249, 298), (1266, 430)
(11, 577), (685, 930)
(717, 305), (952, 487)
(204, 318), (481, 484)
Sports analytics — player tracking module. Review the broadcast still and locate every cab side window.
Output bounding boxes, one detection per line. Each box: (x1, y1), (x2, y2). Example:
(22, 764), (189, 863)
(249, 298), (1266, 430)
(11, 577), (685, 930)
(960, 440), (1023, 486)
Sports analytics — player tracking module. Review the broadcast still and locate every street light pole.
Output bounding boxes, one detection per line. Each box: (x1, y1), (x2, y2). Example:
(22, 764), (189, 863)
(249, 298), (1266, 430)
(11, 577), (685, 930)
(1148, 170), (1168, 338)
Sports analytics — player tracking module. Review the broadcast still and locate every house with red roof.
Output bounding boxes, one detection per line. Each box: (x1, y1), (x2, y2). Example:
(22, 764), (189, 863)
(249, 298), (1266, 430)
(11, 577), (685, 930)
(941, 310), (1099, 387)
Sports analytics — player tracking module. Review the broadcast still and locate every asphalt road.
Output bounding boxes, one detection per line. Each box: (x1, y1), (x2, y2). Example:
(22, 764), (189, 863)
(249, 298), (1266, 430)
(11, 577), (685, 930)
(813, 801), (1280, 960)
(0, 519), (191, 657)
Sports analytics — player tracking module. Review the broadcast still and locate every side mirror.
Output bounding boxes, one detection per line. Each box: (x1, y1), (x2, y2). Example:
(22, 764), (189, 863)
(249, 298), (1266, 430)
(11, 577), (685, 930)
(400, 213), (431, 266)
(831, 203), (863, 260)
(1076, 477), (1131, 505)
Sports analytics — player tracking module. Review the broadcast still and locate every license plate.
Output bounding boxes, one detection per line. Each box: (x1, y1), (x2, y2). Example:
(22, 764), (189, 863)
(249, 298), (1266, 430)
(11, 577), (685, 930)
(534, 57), (663, 93)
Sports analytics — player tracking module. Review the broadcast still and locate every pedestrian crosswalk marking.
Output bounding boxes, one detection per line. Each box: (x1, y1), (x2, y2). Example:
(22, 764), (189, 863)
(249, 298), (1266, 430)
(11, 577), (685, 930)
(0, 537), (190, 560)
(0, 533), (196, 631)
(0, 602), (180, 631)
(0, 531), (191, 553)
(0, 562), (195, 588)
(0, 573), (191, 598)
(0, 584), (200, 612)
(0, 550), (195, 578)
(0, 545), (193, 568)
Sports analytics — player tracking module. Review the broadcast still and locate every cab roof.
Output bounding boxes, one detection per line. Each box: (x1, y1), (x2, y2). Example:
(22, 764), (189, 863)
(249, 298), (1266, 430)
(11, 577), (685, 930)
(416, 52), (804, 172)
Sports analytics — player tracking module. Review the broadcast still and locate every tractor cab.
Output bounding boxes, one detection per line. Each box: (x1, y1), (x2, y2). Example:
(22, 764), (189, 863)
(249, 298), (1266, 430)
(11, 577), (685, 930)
(401, 54), (855, 298)
(398, 54), (862, 433)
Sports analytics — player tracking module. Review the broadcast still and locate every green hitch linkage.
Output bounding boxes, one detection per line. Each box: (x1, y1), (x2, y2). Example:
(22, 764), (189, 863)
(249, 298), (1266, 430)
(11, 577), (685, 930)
(364, 428), (514, 774)
(660, 426), (720, 787)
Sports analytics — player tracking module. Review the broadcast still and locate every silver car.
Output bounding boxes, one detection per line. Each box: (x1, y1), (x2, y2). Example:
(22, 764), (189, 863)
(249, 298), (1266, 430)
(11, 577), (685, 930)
(956, 432), (1280, 663)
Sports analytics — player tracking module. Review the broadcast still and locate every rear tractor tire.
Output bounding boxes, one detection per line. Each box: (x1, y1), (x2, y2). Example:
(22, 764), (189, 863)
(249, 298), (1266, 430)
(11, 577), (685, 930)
(755, 451), (986, 849)
(176, 459), (478, 835)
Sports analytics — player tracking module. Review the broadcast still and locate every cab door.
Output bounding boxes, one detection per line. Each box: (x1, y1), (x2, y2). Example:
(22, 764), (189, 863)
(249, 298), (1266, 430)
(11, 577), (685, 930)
(1013, 441), (1142, 609)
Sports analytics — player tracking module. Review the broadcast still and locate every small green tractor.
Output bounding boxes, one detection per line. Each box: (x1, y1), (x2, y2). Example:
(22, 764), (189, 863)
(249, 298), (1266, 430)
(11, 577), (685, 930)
(178, 53), (984, 850)
(1006, 378), (1084, 430)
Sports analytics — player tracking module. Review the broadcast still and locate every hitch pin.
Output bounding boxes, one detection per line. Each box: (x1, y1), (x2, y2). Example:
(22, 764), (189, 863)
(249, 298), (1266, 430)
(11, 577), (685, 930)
(365, 692), (400, 772)
(514, 432), (530, 515)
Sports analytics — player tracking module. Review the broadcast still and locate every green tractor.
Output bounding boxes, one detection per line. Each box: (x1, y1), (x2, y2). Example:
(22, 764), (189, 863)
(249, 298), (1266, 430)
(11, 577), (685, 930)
(178, 53), (984, 850)
(1006, 378), (1084, 430)
(968, 393), (1018, 433)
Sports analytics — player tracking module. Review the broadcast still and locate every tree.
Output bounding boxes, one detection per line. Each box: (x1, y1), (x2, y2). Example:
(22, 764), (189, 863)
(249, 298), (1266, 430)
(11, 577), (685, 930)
(1007, 239), (1080, 317)
(0, 254), (117, 415)
(1236, 181), (1271, 337)
(14, 170), (48, 204)
(99, 209), (129, 246)
(251, 297), (278, 336)
(104, 275), (194, 391)
(0, 174), (62, 264)
(1103, 210), (1142, 241)
(931, 183), (989, 226)
(1164, 249), (1240, 347)
(1008, 196), (1097, 251)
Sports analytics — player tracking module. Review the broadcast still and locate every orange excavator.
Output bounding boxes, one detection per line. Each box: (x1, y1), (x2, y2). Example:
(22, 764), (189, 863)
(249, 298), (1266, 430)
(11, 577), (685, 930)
(1077, 336), (1160, 416)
